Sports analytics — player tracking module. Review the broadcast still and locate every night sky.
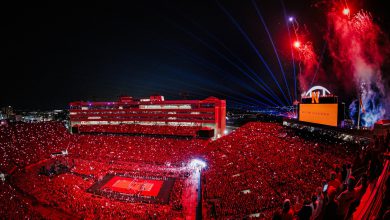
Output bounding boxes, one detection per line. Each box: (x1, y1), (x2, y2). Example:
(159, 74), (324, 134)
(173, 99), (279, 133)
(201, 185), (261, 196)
(2, 0), (388, 110)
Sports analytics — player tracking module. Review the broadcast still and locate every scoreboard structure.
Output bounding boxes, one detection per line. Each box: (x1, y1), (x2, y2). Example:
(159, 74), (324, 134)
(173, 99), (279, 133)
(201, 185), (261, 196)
(298, 86), (344, 127)
(69, 96), (226, 138)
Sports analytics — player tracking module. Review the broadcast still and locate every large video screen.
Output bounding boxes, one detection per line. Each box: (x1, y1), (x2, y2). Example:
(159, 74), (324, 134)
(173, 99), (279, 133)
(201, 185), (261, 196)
(299, 104), (338, 127)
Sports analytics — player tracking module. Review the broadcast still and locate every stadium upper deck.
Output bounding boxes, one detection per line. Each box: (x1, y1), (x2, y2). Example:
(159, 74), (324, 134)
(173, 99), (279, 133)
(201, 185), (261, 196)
(69, 96), (226, 138)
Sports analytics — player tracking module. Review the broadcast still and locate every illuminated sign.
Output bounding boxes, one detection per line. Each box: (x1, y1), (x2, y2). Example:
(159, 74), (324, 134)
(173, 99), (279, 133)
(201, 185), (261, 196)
(304, 86), (331, 104)
(299, 104), (338, 127)
(311, 92), (320, 103)
(305, 86), (331, 97)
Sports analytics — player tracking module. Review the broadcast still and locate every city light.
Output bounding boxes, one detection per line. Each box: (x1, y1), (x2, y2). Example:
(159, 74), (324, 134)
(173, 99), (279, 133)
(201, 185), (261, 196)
(288, 16), (294, 22)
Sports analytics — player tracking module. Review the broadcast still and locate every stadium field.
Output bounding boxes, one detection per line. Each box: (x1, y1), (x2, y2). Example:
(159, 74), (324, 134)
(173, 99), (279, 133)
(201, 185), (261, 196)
(87, 173), (175, 204)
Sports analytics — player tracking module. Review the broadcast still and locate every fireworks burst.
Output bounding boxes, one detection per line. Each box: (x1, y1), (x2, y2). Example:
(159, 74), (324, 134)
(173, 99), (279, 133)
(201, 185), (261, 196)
(292, 33), (320, 92)
(342, 8), (350, 16)
(286, 8), (328, 93)
(326, 3), (389, 127)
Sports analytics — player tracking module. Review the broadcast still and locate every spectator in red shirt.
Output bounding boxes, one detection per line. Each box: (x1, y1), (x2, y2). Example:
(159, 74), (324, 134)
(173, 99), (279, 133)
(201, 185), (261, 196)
(337, 176), (357, 219)
(328, 171), (341, 192)
(281, 199), (294, 220)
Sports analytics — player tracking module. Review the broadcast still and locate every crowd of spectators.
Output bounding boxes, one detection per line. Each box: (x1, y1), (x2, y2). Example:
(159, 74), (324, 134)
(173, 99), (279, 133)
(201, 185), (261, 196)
(66, 133), (208, 166)
(201, 122), (382, 219)
(12, 161), (187, 219)
(78, 124), (203, 137)
(0, 180), (42, 218)
(0, 121), (387, 219)
(0, 122), (70, 172)
(0, 122), (206, 219)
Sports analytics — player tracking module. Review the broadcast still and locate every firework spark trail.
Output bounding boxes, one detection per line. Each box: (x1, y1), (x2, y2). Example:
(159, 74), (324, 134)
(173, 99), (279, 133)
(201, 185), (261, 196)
(291, 30), (321, 92)
(281, 0), (298, 101)
(252, 0), (293, 104)
(326, 4), (389, 127)
(216, 0), (291, 105)
(286, 14), (322, 93)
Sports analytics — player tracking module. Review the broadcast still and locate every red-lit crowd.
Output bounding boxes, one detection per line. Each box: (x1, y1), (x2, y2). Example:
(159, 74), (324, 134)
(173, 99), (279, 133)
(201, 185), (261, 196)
(78, 124), (202, 137)
(201, 122), (383, 219)
(65, 133), (208, 166)
(0, 122), (69, 170)
(0, 121), (387, 219)
(0, 122), (206, 219)
(12, 165), (186, 219)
